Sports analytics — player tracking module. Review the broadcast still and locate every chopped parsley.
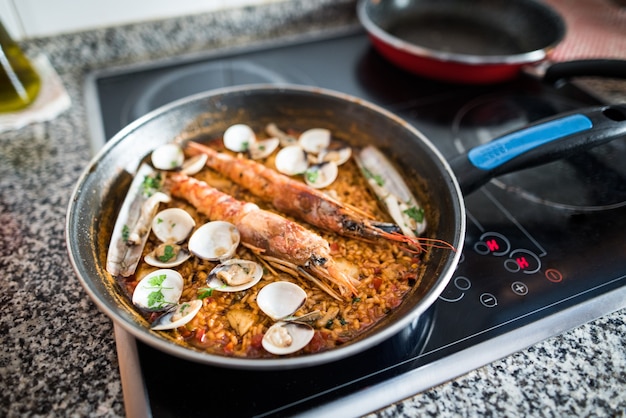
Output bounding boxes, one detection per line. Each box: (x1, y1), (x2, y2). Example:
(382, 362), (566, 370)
(403, 206), (425, 223)
(361, 167), (384, 187)
(197, 287), (214, 299)
(121, 224), (130, 243)
(141, 173), (163, 197)
(305, 169), (319, 184)
(157, 245), (176, 262)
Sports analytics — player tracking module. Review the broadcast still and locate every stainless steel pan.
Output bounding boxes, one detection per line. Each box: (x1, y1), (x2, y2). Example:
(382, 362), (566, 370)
(66, 84), (626, 369)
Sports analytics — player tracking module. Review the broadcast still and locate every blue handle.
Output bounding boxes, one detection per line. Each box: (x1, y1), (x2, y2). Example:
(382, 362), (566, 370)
(451, 105), (626, 195)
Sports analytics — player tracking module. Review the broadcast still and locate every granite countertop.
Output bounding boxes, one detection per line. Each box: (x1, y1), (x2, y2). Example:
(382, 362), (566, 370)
(1, 1), (625, 416)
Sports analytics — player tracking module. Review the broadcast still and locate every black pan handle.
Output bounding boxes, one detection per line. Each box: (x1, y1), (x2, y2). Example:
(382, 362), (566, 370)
(450, 104), (626, 195)
(542, 59), (626, 84)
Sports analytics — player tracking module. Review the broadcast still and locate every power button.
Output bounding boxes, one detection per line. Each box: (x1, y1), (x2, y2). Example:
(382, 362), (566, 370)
(545, 268), (563, 283)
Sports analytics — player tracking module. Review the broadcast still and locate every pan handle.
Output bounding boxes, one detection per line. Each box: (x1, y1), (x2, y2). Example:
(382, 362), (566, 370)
(542, 59), (626, 84)
(450, 104), (626, 195)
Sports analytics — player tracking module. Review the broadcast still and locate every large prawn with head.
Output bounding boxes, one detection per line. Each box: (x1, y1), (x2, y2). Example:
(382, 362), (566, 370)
(184, 141), (454, 253)
(167, 173), (360, 300)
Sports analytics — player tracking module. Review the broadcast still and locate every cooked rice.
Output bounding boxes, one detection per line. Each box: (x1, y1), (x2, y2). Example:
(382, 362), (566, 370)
(120, 138), (422, 358)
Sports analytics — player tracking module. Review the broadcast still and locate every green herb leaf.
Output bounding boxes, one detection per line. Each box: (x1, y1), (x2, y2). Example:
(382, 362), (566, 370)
(157, 245), (175, 262)
(403, 206), (425, 223)
(197, 288), (214, 299)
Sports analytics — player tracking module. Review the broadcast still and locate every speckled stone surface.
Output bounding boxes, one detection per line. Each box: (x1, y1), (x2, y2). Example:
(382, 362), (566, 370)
(0, 1), (624, 417)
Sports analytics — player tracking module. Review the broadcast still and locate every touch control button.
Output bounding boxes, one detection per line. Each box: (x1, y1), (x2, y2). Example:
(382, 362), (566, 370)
(545, 268), (563, 283)
(480, 293), (498, 307)
(511, 281), (528, 295)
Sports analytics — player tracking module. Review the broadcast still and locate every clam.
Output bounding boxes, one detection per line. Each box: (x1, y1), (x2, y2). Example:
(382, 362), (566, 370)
(257, 281), (315, 355)
(223, 123), (256, 152)
(144, 208), (195, 268)
(355, 145), (427, 236)
(262, 322), (315, 355)
(304, 161), (338, 189)
(298, 128), (331, 154)
(188, 221), (240, 261)
(318, 145), (352, 166)
(132, 269), (184, 311)
(266, 122), (297, 147)
(257, 281), (307, 321)
(274, 145), (309, 176)
(181, 153), (208, 175)
(206, 258), (263, 292)
(151, 208), (196, 243)
(248, 137), (280, 160)
(151, 299), (203, 331)
(144, 244), (190, 268)
(151, 143), (185, 170)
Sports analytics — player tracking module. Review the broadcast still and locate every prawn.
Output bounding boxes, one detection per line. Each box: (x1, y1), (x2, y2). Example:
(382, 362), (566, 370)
(185, 141), (454, 253)
(167, 173), (360, 300)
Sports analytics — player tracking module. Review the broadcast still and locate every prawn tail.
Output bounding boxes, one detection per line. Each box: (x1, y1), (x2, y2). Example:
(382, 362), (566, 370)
(308, 261), (360, 299)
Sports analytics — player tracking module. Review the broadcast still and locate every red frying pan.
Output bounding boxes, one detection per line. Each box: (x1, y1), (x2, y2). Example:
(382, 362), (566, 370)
(357, 0), (626, 84)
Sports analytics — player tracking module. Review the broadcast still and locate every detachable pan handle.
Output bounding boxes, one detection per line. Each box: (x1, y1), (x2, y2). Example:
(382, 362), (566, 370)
(450, 104), (626, 195)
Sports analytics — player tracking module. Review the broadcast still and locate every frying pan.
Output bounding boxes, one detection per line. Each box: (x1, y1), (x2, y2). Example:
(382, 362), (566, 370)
(66, 85), (626, 369)
(357, 0), (626, 84)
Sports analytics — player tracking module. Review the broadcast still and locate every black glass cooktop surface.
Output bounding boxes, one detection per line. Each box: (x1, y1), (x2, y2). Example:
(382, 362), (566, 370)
(86, 28), (626, 417)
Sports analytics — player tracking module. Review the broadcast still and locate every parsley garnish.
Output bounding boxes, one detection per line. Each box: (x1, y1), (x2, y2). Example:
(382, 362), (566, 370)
(197, 288), (214, 299)
(305, 169), (319, 184)
(403, 206), (425, 223)
(157, 245), (176, 262)
(121, 224), (130, 243)
(141, 173), (162, 197)
(361, 167), (384, 187)
(143, 274), (174, 309)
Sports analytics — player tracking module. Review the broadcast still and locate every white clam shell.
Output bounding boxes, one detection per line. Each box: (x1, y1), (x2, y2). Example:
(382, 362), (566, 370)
(274, 145), (309, 176)
(188, 221), (240, 261)
(262, 322), (314, 355)
(151, 299), (203, 331)
(144, 247), (191, 268)
(132, 269), (184, 311)
(181, 153), (208, 175)
(223, 124), (256, 152)
(318, 146), (352, 166)
(304, 161), (338, 189)
(248, 137), (280, 160)
(151, 144), (185, 170)
(257, 281), (307, 321)
(298, 128), (331, 154)
(151, 208), (196, 243)
(206, 258), (263, 292)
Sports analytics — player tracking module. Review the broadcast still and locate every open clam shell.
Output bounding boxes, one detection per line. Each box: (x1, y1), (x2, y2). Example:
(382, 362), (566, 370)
(151, 299), (203, 331)
(257, 281), (307, 321)
(188, 221), (240, 261)
(298, 128), (331, 154)
(304, 161), (338, 189)
(144, 245), (191, 268)
(206, 258), (263, 292)
(151, 208), (196, 243)
(132, 269), (184, 312)
(223, 123), (256, 152)
(151, 143), (185, 170)
(274, 145), (309, 176)
(262, 322), (315, 355)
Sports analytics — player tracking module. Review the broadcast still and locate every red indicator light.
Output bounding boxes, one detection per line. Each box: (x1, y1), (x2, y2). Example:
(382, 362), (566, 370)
(486, 239), (499, 252)
(516, 257), (530, 269)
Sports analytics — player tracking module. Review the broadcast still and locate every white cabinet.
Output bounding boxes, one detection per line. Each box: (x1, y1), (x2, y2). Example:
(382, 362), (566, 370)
(1, 0), (282, 39)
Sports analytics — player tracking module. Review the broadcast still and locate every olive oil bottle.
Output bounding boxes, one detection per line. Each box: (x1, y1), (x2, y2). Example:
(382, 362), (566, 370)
(0, 20), (40, 112)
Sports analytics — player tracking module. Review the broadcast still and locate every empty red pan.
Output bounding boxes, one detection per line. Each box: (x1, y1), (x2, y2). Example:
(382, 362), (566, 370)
(357, 0), (626, 84)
